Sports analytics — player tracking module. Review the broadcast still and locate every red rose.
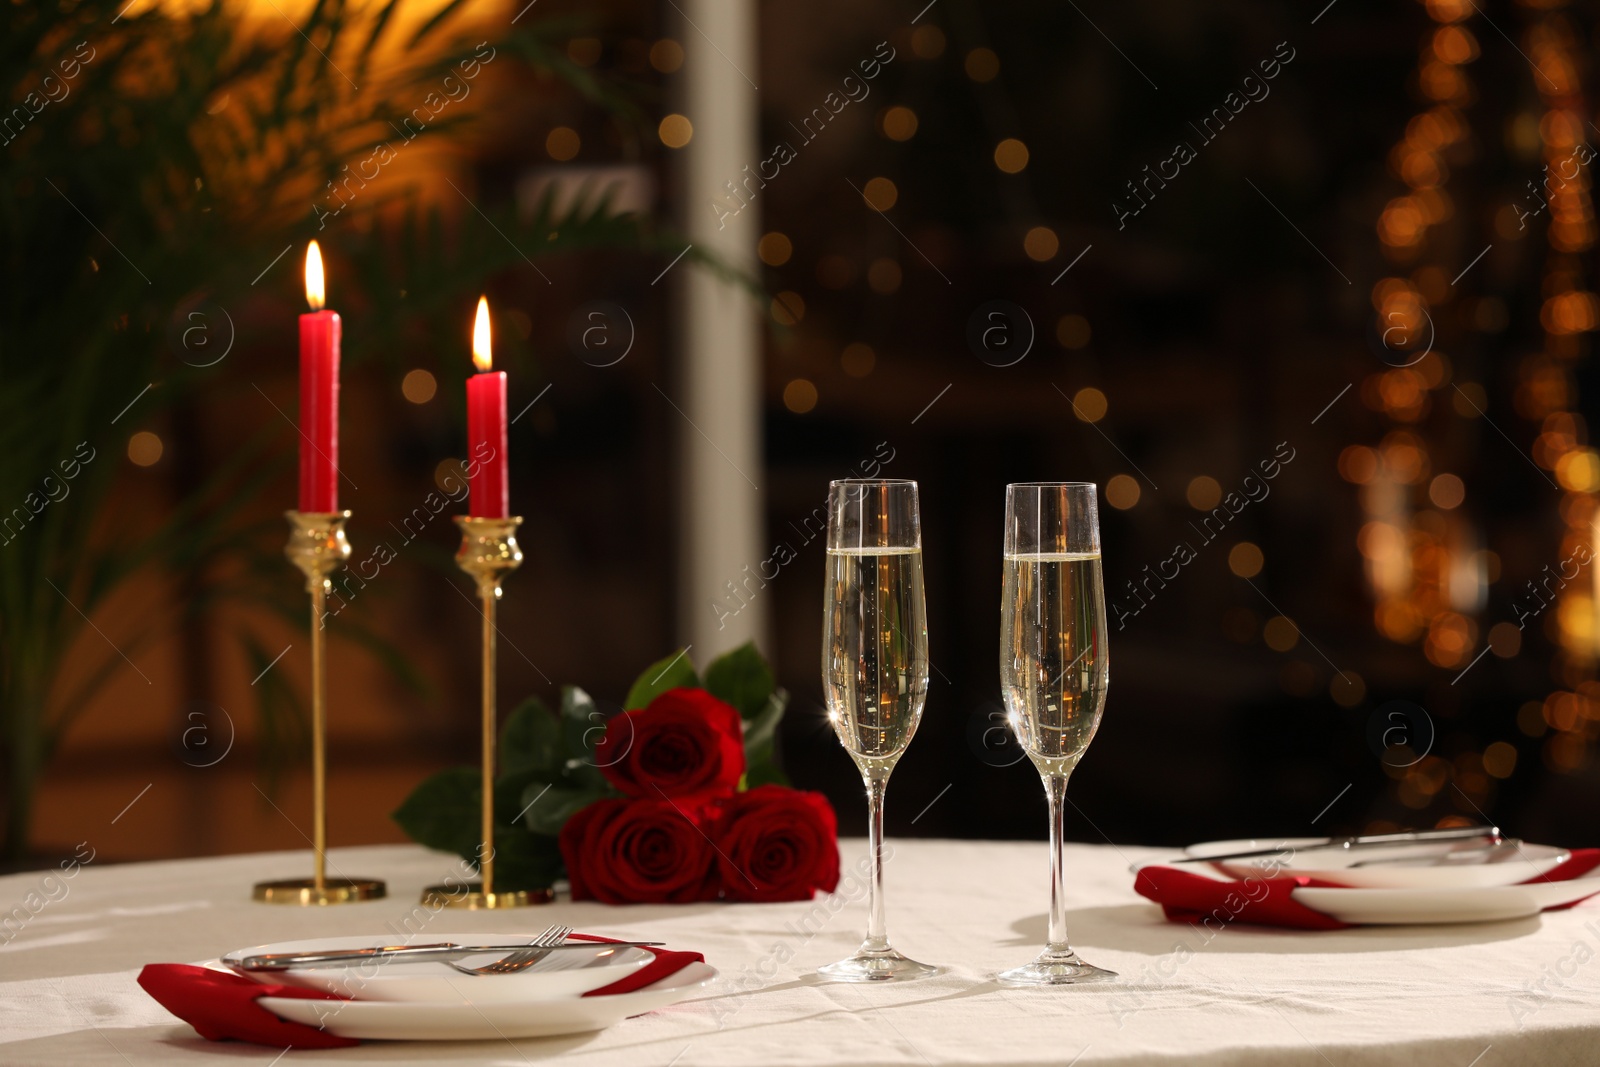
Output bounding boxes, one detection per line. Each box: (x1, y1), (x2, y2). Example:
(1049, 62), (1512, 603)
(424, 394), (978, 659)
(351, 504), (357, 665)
(595, 688), (745, 798)
(559, 796), (721, 904)
(714, 786), (840, 903)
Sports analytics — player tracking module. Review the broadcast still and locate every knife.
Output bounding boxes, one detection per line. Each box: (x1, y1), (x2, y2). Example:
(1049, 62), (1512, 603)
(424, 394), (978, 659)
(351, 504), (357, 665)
(231, 941), (664, 971)
(1166, 825), (1500, 865)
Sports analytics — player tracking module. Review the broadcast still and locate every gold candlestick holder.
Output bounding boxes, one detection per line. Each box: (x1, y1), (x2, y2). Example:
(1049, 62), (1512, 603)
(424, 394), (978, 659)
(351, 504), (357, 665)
(422, 515), (552, 909)
(253, 511), (387, 906)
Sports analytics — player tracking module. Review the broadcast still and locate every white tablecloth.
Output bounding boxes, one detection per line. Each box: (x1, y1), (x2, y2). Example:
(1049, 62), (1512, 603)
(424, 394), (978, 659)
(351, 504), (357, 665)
(2, 839), (1597, 1065)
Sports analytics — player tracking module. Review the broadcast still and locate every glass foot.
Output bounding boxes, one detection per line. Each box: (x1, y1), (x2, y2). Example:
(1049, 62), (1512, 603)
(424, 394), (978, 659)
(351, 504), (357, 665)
(818, 946), (942, 983)
(998, 948), (1117, 986)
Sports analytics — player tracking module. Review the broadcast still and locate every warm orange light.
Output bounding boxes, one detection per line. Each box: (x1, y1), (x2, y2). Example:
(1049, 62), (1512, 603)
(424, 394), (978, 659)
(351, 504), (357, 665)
(305, 241), (325, 310)
(472, 296), (492, 371)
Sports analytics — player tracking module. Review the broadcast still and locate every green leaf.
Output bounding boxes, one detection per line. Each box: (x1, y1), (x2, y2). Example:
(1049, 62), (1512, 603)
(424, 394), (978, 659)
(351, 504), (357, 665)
(493, 768), (547, 824)
(742, 687), (787, 767)
(519, 781), (606, 836)
(704, 641), (776, 719)
(740, 687), (789, 788)
(392, 768), (481, 858)
(499, 696), (562, 778)
(745, 760), (791, 789)
(560, 686), (608, 791)
(623, 649), (699, 710)
(489, 824), (564, 891)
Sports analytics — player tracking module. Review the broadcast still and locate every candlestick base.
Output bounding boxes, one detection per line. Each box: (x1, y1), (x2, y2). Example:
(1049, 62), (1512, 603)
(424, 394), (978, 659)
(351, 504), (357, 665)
(252, 877), (387, 906)
(419, 883), (553, 909)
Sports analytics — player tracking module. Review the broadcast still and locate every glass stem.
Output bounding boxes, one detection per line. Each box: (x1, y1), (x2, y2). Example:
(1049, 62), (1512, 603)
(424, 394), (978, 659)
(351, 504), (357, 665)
(1045, 773), (1070, 954)
(864, 774), (889, 952)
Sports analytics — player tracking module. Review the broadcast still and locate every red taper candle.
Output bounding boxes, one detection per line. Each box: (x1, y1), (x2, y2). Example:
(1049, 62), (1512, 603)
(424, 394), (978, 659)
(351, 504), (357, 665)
(298, 241), (340, 513)
(466, 296), (509, 518)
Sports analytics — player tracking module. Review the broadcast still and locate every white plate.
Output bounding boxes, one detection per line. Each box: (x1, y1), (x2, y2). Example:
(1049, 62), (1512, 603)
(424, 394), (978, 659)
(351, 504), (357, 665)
(221, 934), (653, 1003)
(1183, 837), (1572, 889)
(250, 962), (718, 1040)
(1292, 876), (1600, 925)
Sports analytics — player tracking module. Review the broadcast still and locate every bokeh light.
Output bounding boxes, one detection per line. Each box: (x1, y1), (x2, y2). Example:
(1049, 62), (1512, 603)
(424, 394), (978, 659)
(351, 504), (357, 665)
(783, 379), (818, 413)
(965, 48), (999, 82)
(658, 114), (693, 149)
(841, 343), (875, 377)
(401, 369), (437, 404)
(770, 291), (805, 325)
(1263, 616), (1300, 652)
(1105, 474), (1140, 510)
(911, 25), (946, 58)
(1072, 387), (1107, 422)
(128, 432), (163, 467)
(881, 106), (918, 141)
(994, 138), (1029, 174)
(546, 127), (580, 161)
(1056, 314), (1091, 349)
(1229, 542), (1264, 578)
(867, 258), (902, 294)
(862, 177), (898, 211)
(1023, 226), (1058, 261)
(758, 232), (792, 266)
(1187, 476), (1222, 509)
(649, 39), (684, 73)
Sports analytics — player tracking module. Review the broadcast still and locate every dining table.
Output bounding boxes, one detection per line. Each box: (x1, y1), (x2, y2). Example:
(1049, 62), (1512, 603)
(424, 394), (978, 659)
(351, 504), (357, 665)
(3, 837), (1597, 1065)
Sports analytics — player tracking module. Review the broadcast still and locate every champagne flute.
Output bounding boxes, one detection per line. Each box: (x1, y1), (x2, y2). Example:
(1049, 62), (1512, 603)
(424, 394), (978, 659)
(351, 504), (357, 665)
(819, 479), (940, 982)
(999, 482), (1116, 986)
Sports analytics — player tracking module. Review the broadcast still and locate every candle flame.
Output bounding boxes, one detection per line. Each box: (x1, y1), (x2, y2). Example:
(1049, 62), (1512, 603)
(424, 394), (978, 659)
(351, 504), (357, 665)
(305, 241), (325, 311)
(472, 296), (492, 371)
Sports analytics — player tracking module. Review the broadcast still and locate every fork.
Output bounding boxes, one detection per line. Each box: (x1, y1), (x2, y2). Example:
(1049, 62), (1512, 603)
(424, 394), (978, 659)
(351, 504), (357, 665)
(448, 924), (574, 976)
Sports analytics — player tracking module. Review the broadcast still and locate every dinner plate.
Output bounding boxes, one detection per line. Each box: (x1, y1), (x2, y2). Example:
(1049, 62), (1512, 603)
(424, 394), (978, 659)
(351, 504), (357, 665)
(221, 934), (654, 1003)
(1291, 876), (1600, 925)
(247, 962), (718, 1040)
(1183, 837), (1572, 889)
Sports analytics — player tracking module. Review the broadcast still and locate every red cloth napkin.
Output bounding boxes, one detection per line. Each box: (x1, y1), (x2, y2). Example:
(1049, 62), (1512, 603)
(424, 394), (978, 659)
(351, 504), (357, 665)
(570, 933), (705, 997)
(137, 964), (356, 1049)
(1134, 847), (1600, 930)
(138, 934), (707, 1048)
(1134, 867), (1355, 929)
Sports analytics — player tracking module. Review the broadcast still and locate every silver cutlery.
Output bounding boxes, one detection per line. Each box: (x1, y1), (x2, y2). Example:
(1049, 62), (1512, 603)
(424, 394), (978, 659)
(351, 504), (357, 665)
(447, 923), (573, 977)
(233, 929), (660, 971)
(1348, 840), (1549, 867)
(1161, 825), (1501, 867)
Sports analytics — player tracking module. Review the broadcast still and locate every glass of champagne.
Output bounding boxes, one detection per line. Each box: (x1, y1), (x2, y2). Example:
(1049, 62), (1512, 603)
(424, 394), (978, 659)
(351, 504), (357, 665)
(998, 482), (1116, 986)
(819, 478), (940, 983)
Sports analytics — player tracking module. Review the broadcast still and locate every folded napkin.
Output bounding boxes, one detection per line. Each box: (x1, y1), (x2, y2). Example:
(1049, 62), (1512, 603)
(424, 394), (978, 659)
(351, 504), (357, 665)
(569, 933), (706, 996)
(137, 964), (356, 1049)
(138, 934), (706, 1048)
(1134, 847), (1600, 930)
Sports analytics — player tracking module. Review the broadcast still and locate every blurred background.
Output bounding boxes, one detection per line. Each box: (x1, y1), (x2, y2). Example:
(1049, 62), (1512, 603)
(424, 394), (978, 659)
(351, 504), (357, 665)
(6, 0), (1599, 868)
